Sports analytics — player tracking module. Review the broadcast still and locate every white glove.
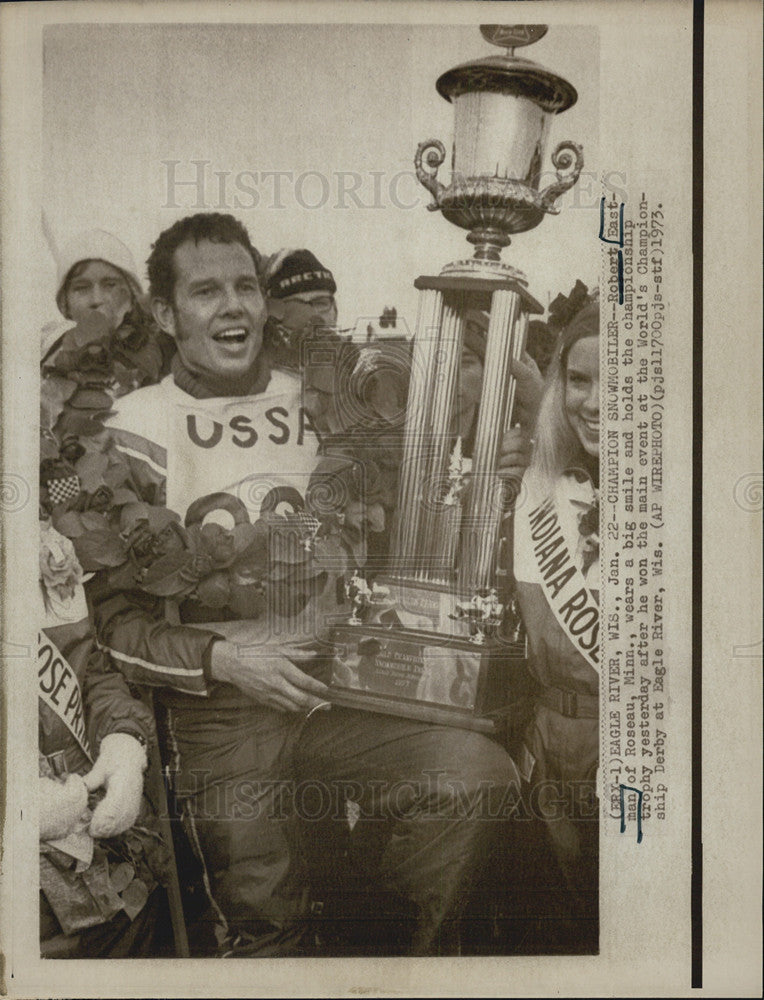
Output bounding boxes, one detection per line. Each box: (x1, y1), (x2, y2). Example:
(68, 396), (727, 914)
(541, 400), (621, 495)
(39, 774), (89, 842)
(83, 732), (147, 839)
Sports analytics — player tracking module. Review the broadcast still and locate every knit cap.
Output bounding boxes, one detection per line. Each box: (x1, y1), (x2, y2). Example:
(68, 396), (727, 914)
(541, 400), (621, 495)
(55, 230), (143, 316)
(266, 248), (337, 300)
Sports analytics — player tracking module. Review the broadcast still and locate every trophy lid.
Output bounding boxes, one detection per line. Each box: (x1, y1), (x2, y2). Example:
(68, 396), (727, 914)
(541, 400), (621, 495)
(436, 24), (577, 113)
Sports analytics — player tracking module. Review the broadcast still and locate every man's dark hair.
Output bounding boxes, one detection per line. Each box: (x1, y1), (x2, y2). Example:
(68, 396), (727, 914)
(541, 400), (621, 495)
(147, 213), (263, 303)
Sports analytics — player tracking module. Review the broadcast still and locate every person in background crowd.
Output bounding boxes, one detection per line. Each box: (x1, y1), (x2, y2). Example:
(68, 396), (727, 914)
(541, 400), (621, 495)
(38, 231), (178, 958)
(262, 248), (342, 369)
(56, 230), (142, 328)
(88, 212), (523, 957)
(40, 230), (177, 523)
(512, 293), (600, 942)
(41, 229), (174, 391)
(262, 247), (363, 436)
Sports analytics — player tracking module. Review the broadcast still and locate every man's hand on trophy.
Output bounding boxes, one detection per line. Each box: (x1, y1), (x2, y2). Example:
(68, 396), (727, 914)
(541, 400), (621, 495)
(209, 638), (331, 713)
(497, 425), (531, 505)
(510, 353), (544, 432)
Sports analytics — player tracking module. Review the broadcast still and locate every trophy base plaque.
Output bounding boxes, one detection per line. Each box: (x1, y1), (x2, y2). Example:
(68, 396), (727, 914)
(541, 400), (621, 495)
(327, 621), (529, 734)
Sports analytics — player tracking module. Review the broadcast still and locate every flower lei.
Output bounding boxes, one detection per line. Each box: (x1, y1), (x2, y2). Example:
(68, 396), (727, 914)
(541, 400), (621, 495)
(40, 430), (355, 618)
(41, 307), (172, 448)
(44, 307), (168, 395)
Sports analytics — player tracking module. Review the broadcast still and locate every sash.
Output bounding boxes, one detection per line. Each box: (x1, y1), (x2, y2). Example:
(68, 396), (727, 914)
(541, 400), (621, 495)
(514, 482), (600, 676)
(38, 632), (92, 763)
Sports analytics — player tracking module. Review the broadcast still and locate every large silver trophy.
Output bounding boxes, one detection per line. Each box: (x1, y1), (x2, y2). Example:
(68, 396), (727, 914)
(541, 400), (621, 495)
(328, 25), (583, 731)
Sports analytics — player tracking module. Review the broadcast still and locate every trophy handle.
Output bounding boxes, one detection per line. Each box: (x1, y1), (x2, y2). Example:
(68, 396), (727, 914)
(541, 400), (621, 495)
(538, 141), (584, 214)
(415, 139), (447, 211)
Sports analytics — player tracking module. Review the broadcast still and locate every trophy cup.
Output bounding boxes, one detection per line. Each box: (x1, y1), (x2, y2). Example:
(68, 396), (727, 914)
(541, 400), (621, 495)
(327, 25), (583, 731)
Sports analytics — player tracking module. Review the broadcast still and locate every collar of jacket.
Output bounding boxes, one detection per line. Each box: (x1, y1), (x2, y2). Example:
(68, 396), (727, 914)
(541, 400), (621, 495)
(171, 349), (274, 399)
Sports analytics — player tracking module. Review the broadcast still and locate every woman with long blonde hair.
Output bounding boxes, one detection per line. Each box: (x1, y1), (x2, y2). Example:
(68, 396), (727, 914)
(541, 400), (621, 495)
(513, 293), (600, 938)
(526, 297), (599, 499)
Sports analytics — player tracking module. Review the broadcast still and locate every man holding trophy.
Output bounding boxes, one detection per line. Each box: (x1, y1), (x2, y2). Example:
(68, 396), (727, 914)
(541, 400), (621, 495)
(85, 22), (593, 956)
(92, 211), (525, 957)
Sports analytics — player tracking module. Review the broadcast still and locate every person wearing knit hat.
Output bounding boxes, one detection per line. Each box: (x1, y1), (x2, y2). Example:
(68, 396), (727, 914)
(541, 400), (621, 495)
(55, 229), (144, 328)
(41, 228), (174, 416)
(264, 249), (339, 362)
(266, 247), (337, 301)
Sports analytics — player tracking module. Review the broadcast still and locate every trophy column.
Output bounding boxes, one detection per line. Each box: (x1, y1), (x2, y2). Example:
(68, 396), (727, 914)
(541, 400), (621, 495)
(395, 287), (463, 585)
(459, 286), (528, 595)
(392, 275), (541, 607)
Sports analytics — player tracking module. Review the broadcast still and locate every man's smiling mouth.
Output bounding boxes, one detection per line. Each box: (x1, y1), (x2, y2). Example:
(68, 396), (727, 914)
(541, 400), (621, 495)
(213, 327), (249, 344)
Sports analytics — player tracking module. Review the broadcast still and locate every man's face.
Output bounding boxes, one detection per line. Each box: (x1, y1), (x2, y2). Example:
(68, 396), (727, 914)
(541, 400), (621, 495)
(154, 239), (266, 384)
(65, 260), (133, 330)
(564, 335), (600, 458)
(272, 290), (338, 336)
